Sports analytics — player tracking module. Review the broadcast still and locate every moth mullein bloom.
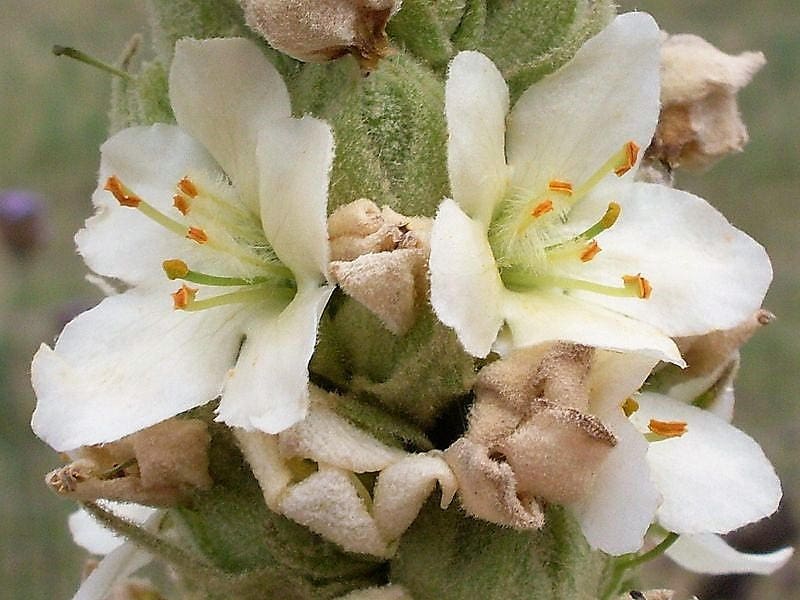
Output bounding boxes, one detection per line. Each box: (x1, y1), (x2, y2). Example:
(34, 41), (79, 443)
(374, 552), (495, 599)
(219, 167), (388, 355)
(429, 13), (771, 362)
(31, 38), (334, 451)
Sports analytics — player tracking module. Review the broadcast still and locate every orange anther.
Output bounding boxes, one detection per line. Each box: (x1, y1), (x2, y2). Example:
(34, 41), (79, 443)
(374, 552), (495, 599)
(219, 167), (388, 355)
(623, 273), (652, 299)
(186, 227), (208, 244)
(580, 240), (601, 262)
(171, 284), (197, 310)
(531, 199), (554, 218)
(614, 141), (640, 177)
(104, 175), (141, 208)
(173, 194), (191, 215)
(178, 176), (199, 198)
(548, 180), (573, 195)
(648, 419), (687, 438)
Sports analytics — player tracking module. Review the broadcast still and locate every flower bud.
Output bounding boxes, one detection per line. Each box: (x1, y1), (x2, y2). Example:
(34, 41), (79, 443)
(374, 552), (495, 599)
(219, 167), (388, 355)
(239, 0), (401, 69)
(0, 189), (46, 257)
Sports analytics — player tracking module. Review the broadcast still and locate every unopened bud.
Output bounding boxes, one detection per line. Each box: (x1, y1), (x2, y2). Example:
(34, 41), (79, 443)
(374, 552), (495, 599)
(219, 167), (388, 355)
(240, 0), (401, 69)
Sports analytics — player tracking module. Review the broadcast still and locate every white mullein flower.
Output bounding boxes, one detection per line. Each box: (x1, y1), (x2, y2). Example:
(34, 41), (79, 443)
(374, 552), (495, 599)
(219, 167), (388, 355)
(32, 38), (334, 451)
(429, 13), (771, 363)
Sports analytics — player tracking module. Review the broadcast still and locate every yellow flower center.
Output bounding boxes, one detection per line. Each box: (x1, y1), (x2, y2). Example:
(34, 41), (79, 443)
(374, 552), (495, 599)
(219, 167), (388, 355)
(488, 141), (651, 300)
(104, 174), (296, 312)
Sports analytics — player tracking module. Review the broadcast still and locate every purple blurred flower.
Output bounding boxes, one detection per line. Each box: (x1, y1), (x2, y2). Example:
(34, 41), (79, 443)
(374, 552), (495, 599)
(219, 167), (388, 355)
(0, 189), (46, 257)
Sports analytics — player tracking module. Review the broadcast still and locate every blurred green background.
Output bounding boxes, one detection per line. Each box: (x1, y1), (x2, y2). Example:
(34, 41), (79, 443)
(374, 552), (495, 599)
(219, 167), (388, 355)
(0, 1), (797, 598)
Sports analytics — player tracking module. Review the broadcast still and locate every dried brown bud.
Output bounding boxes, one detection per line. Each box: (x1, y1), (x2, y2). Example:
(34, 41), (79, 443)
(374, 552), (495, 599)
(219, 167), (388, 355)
(240, 0), (401, 69)
(329, 199), (431, 334)
(46, 418), (212, 506)
(445, 344), (618, 528)
(647, 32), (765, 171)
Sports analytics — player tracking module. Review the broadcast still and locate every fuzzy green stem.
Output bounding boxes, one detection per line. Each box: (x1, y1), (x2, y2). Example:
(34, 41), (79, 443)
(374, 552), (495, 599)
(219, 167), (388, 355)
(81, 502), (225, 584)
(600, 532), (680, 599)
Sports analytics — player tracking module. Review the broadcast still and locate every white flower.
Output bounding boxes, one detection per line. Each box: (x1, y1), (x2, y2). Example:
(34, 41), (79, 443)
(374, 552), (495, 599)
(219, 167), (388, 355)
(625, 392), (789, 574)
(31, 38), (335, 451)
(429, 13), (771, 362)
(628, 393), (781, 538)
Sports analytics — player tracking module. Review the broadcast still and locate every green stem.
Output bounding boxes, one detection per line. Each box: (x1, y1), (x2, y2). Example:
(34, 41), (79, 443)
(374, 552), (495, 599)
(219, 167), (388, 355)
(600, 532), (680, 599)
(52, 45), (133, 80)
(81, 502), (224, 584)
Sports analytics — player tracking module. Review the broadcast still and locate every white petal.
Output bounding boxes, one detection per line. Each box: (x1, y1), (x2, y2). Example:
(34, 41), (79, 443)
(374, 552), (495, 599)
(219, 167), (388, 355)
(72, 510), (163, 600)
(566, 181), (772, 336)
(77, 125), (220, 286)
(218, 285), (334, 433)
(69, 503), (156, 555)
(446, 51), (510, 225)
(588, 350), (659, 416)
(500, 289), (682, 364)
(372, 452), (457, 543)
(632, 393), (781, 534)
(429, 199), (505, 357)
(571, 411), (660, 555)
(507, 13), (660, 192)
(31, 289), (247, 451)
(72, 541), (152, 600)
(170, 38), (291, 210)
(279, 391), (407, 472)
(666, 533), (794, 575)
(279, 467), (390, 557)
(235, 430), (293, 511)
(257, 116), (333, 282)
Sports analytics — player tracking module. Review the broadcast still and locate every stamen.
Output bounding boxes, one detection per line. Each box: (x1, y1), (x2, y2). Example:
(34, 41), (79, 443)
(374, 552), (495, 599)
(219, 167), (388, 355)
(622, 274), (652, 299)
(161, 259), (287, 287)
(104, 176), (190, 238)
(501, 269), (648, 298)
(177, 287), (294, 312)
(548, 180), (573, 196)
(648, 419), (687, 438)
(614, 141), (640, 177)
(571, 141), (641, 199)
(173, 194), (191, 215)
(580, 240), (601, 262)
(178, 177), (199, 198)
(104, 176), (141, 208)
(622, 397), (640, 417)
(544, 202), (620, 257)
(531, 199), (554, 218)
(171, 284), (198, 310)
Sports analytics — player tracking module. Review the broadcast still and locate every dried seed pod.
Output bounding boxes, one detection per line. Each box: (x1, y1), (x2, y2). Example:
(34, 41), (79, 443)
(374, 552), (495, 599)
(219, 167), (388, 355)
(240, 0), (401, 69)
(647, 32), (765, 170)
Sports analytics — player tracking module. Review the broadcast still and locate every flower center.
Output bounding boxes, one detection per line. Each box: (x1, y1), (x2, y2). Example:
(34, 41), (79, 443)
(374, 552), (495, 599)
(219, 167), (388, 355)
(488, 141), (651, 300)
(104, 174), (296, 311)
